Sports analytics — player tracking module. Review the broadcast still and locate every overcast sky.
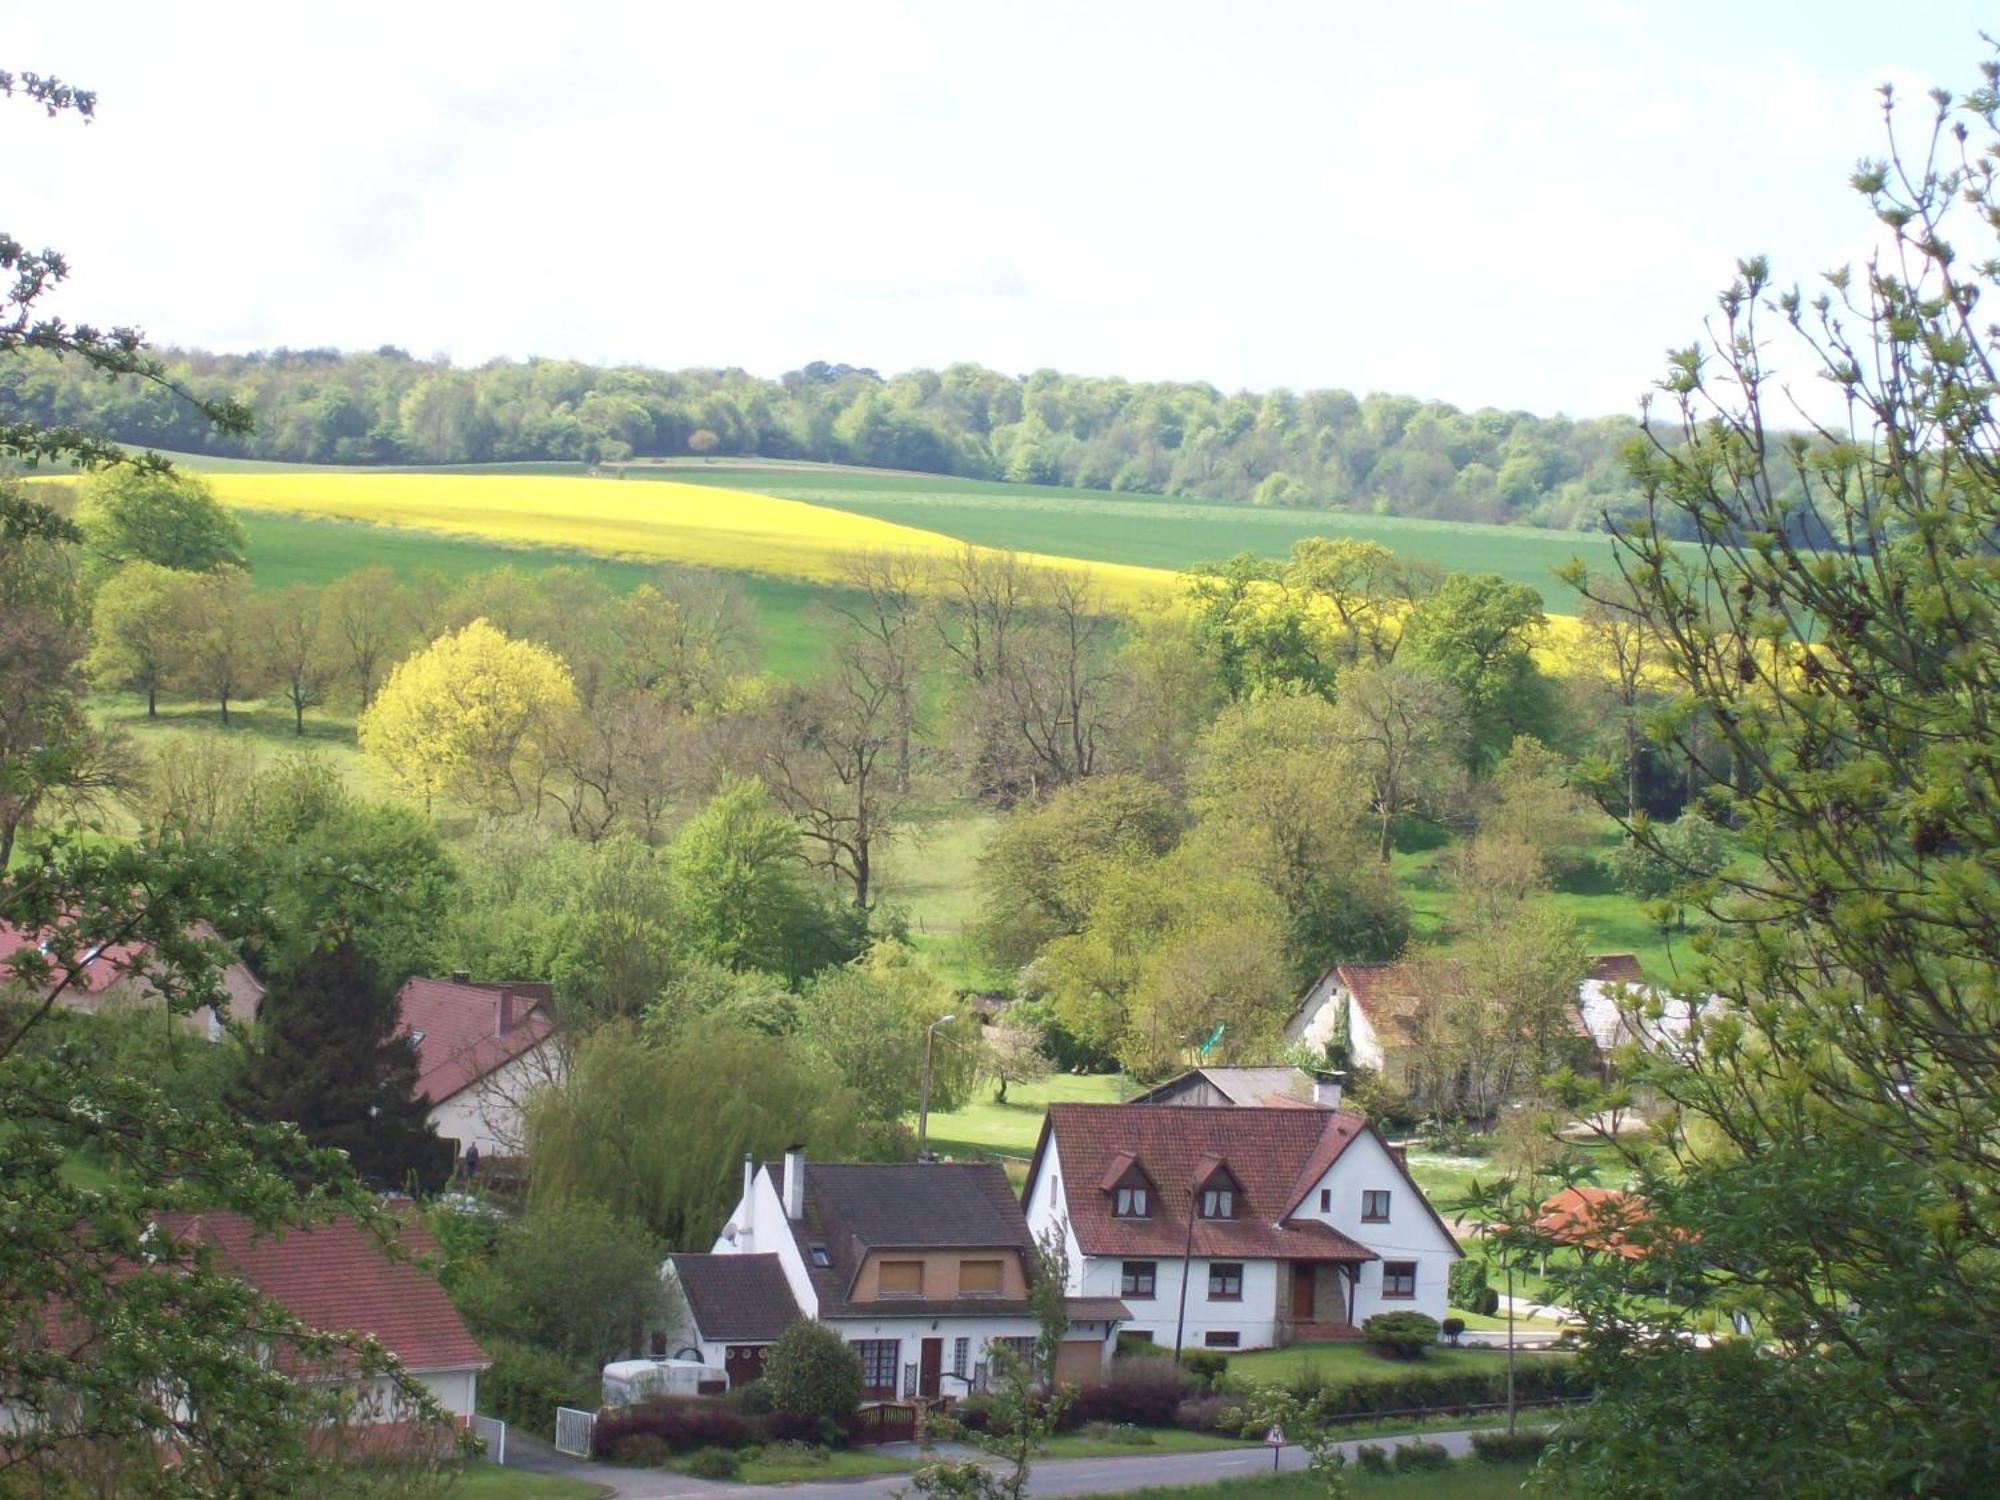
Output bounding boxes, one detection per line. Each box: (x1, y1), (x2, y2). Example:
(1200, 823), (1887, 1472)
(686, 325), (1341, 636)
(9, 2), (1991, 417)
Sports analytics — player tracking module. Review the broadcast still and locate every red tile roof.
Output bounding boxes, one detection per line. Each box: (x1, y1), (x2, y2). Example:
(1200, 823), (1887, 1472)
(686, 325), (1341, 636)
(0, 920), (263, 1026)
(167, 1210), (487, 1374)
(395, 977), (555, 1106)
(1535, 1186), (1649, 1260)
(1587, 954), (1647, 988)
(1033, 1105), (1383, 1263)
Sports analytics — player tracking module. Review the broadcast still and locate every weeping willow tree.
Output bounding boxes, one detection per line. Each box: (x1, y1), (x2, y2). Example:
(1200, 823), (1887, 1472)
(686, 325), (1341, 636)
(1507, 54), (2000, 1499)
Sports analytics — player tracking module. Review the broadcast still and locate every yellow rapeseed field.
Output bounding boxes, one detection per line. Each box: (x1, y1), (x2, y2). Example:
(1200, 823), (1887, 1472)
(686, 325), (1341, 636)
(203, 472), (1185, 608)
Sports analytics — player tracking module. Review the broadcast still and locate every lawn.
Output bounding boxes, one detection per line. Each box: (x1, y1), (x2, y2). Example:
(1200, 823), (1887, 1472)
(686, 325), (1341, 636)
(712, 1447), (915, 1483)
(1227, 1341), (1566, 1389)
(1081, 1457), (1538, 1499)
(921, 1073), (1130, 1180)
(1041, 1427), (1259, 1458)
(446, 1461), (608, 1499)
(650, 462), (1613, 611)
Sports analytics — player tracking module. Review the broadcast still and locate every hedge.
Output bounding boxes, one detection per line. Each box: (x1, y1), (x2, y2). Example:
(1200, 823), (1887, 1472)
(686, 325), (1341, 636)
(1258, 1357), (1587, 1421)
(1065, 1357), (1197, 1428)
(592, 1397), (754, 1458)
(1472, 1427), (1556, 1462)
(479, 1340), (594, 1441)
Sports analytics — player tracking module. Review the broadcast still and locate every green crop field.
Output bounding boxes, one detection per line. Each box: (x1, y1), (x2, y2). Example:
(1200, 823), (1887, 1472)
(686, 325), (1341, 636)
(640, 461), (1616, 609)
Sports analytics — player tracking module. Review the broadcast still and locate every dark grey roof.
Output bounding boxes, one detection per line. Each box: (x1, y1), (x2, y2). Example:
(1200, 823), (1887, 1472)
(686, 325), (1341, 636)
(766, 1161), (1037, 1320)
(668, 1253), (801, 1343)
(1064, 1296), (1134, 1322)
(1131, 1067), (1318, 1107)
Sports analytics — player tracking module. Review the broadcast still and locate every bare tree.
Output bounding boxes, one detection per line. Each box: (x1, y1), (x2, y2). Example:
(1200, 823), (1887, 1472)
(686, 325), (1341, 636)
(320, 566), (412, 711)
(263, 583), (334, 735)
(758, 654), (904, 910)
(832, 550), (930, 791)
(175, 570), (267, 727)
(1331, 661), (1465, 861)
(613, 567), (758, 713)
(546, 694), (691, 843)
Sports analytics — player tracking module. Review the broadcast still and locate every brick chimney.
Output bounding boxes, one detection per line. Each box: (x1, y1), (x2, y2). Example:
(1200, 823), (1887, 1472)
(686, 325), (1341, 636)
(782, 1145), (806, 1221)
(496, 987), (516, 1034)
(451, 970), (471, 985)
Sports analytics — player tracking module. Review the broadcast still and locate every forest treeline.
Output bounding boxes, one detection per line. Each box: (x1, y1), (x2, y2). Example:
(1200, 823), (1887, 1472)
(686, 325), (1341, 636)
(0, 346), (1651, 529)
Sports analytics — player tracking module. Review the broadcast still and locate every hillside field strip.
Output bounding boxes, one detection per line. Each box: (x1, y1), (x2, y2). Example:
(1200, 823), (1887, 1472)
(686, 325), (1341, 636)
(200, 471), (1186, 610)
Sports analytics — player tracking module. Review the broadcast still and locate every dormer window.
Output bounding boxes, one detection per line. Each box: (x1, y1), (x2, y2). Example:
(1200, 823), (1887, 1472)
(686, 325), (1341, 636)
(1101, 1152), (1155, 1220)
(1195, 1158), (1242, 1220)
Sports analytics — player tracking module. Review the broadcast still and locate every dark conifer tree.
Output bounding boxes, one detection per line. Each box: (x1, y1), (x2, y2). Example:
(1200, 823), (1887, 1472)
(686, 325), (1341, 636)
(234, 938), (443, 1190)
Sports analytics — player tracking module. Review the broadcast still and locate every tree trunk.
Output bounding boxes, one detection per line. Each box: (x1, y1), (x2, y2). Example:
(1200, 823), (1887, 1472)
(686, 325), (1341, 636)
(219, 693), (230, 727)
(294, 695), (305, 736)
(146, 683), (157, 718)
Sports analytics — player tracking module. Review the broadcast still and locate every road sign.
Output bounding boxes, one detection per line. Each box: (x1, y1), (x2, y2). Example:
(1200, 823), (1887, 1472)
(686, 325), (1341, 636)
(1265, 1425), (1285, 1446)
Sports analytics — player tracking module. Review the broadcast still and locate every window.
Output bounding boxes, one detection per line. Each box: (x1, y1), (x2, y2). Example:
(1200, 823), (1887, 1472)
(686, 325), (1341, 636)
(953, 1337), (970, 1377)
(1203, 1330), (1240, 1348)
(1207, 1262), (1244, 1301)
(810, 1244), (831, 1268)
(1120, 1260), (1158, 1299)
(1319, 1188), (1331, 1212)
(853, 1338), (899, 1395)
(988, 1336), (1037, 1372)
(1114, 1185), (1150, 1218)
(958, 1259), (1003, 1296)
(878, 1260), (924, 1297)
(1382, 1261), (1417, 1299)
(1363, 1190), (1391, 1222)
(1199, 1187), (1236, 1220)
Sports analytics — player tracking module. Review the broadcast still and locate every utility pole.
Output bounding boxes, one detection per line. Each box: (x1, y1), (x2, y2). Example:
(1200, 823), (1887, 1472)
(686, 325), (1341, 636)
(1504, 1240), (1517, 1438)
(1172, 1179), (1199, 1358)
(915, 1014), (956, 1161)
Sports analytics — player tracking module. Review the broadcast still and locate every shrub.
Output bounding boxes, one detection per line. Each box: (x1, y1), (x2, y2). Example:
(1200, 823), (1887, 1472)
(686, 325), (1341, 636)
(1179, 1348), (1229, 1388)
(612, 1432), (673, 1467)
(951, 1394), (993, 1434)
(1442, 1317), (1466, 1345)
(479, 1340), (594, 1439)
(1361, 1311), (1440, 1359)
(1115, 1332), (1166, 1359)
(1393, 1439), (1451, 1471)
(766, 1410), (847, 1448)
(1448, 1259), (1493, 1315)
(1069, 1357), (1196, 1427)
(731, 1377), (774, 1415)
(1355, 1443), (1390, 1474)
(591, 1397), (753, 1457)
(765, 1320), (863, 1426)
(684, 1447), (742, 1479)
(1173, 1395), (1231, 1433)
(1473, 1428), (1555, 1462)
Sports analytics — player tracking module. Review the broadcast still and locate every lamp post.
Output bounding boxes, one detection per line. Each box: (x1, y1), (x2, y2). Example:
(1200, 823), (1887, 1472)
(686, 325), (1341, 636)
(1172, 1176), (1200, 1359)
(916, 1014), (957, 1160)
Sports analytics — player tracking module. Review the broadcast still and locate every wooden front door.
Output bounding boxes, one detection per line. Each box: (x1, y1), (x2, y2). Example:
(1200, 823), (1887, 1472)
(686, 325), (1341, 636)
(1292, 1263), (1316, 1319)
(919, 1337), (943, 1398)
(724, 1344), (767, 1387)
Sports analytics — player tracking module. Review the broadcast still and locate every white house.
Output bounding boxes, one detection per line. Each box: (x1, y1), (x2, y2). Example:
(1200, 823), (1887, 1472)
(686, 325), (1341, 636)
(394, 974), (561, 1162)
(0, 919), (265, 1041)
(662, 1151), (1128, 1397)
(1023, 1104), (1459, 1352)
(1129, 1066), (1346, 1109)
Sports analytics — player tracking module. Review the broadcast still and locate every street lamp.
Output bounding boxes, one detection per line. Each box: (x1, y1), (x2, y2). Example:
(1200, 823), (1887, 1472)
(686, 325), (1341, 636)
(916, 1014), (957, 1160)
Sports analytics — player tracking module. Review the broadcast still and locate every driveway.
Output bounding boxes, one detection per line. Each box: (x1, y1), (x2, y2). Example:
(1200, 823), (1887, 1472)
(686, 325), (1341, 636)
(506, 1427), (1500, 1498)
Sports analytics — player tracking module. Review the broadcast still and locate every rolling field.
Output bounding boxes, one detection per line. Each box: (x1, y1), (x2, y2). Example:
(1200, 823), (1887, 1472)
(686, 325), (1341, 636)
(202, 471), (1185, 609)
(645, 461), (1618, 609)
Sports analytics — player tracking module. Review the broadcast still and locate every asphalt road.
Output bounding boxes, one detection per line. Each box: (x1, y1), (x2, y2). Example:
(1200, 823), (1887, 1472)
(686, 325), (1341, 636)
(509, 1426), (1496, 1498)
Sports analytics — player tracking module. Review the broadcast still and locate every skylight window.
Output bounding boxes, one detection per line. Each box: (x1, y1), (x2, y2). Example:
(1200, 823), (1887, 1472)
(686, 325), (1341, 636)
(810, 1244), (831, 1268)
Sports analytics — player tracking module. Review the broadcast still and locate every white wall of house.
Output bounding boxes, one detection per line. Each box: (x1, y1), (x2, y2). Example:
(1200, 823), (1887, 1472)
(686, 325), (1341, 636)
(325, 1367), (481, 1423)
(1025, 1137), (1087, 1288)
(1291, 1130), (1456, 1323)
(1075, 1252), (1283, 1351)
(1285, 972), (1340, 1050)
(826, 1313), (1047, 1398)
(426, 1044), (558, 1158)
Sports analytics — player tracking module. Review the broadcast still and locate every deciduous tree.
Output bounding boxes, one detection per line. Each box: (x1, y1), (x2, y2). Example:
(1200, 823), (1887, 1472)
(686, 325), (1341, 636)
(75, 465), (247, 574)
(84, 559), (199, 716)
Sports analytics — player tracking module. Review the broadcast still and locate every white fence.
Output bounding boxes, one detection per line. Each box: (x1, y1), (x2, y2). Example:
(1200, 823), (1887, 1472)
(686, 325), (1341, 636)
(471, 1414), (506, 1466)
(553, 1406), (597, 1459)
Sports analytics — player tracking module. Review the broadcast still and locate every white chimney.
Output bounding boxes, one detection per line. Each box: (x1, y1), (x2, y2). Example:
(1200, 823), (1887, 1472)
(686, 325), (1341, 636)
(736, 1154), (755, 1250)
(1312, 1070), (1346, 1109)
(782, 1145), (806, 1221)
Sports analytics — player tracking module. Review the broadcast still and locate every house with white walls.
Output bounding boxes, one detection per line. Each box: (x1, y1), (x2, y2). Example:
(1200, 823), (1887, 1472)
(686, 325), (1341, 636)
(1023, 1105), (1459, 1352)
(394, 973), (560, 1163)
(661, 1150), (1127, 1397)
